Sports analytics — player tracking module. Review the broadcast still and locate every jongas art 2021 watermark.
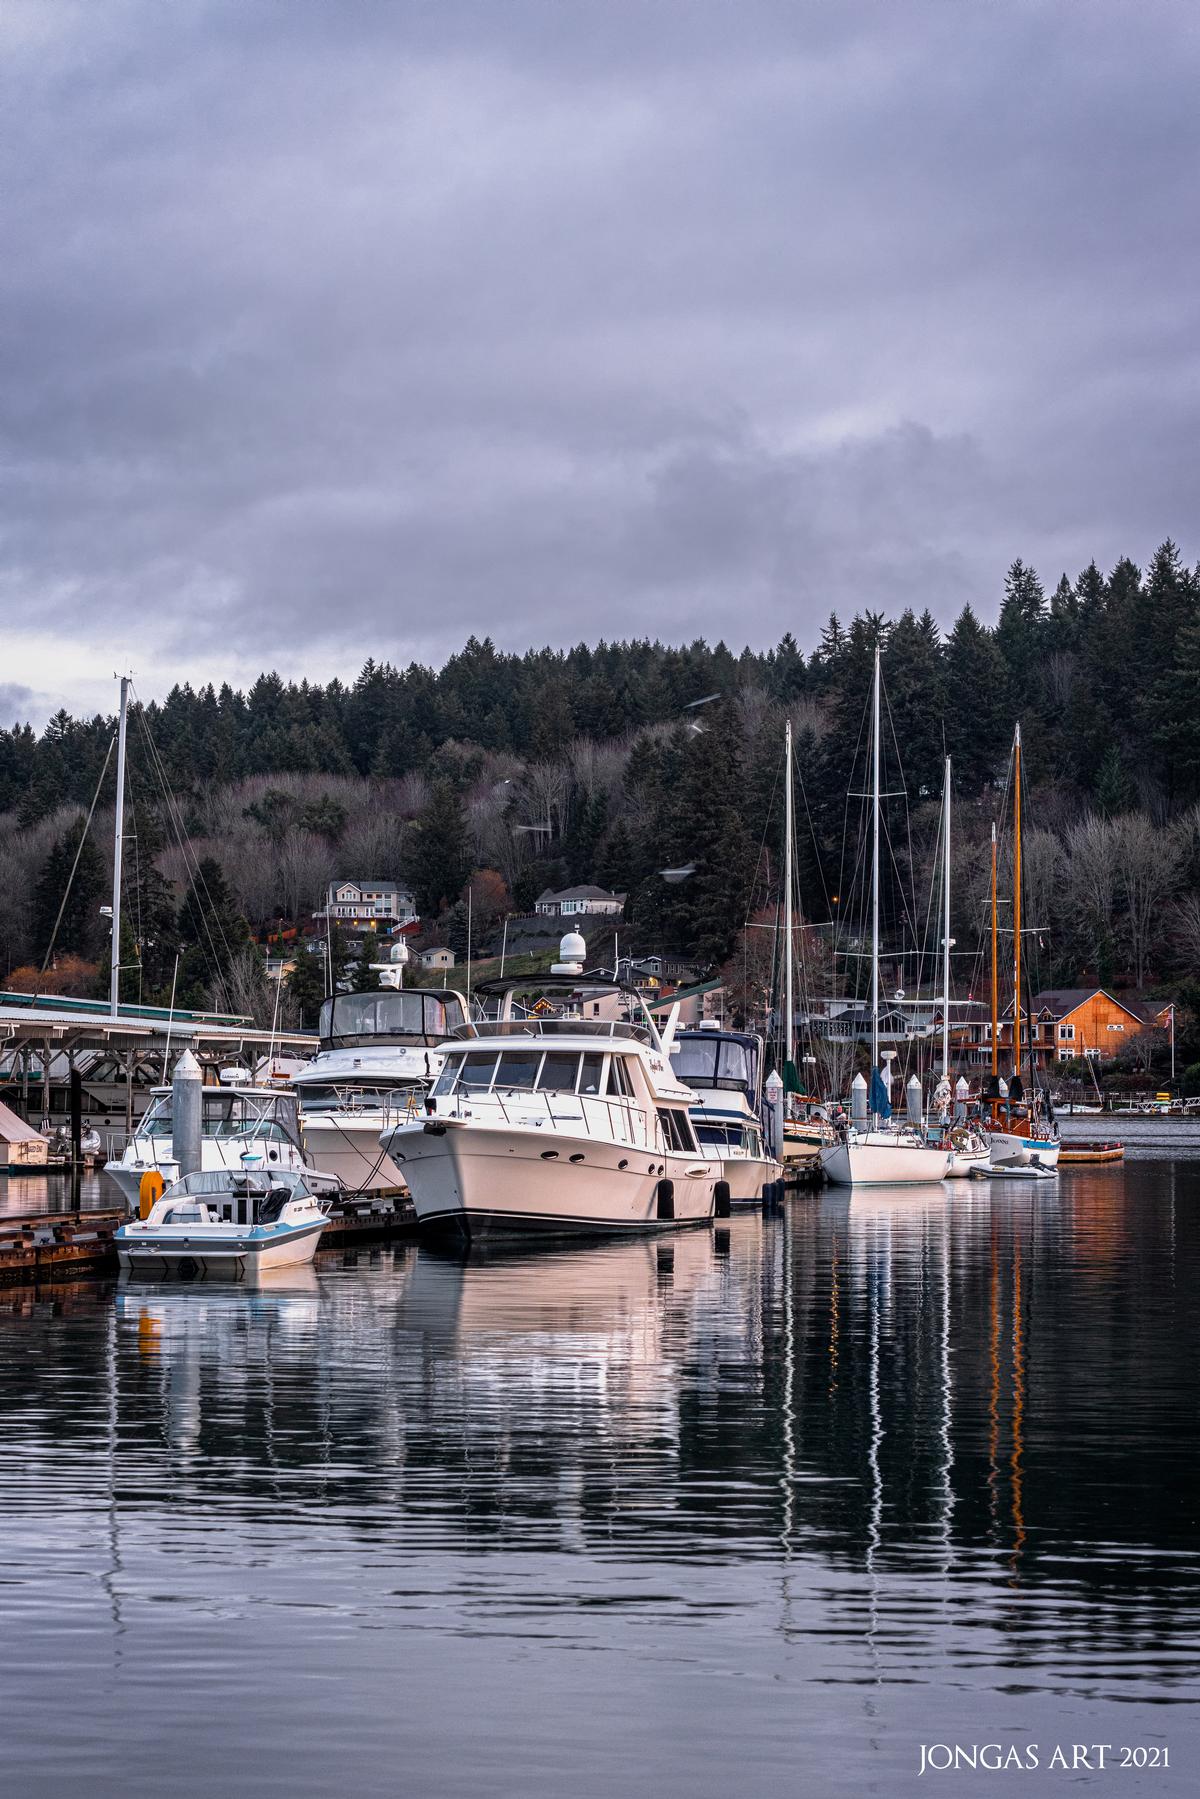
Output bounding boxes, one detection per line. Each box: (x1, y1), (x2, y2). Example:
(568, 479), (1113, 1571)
(918, 1743), (1170, 1775)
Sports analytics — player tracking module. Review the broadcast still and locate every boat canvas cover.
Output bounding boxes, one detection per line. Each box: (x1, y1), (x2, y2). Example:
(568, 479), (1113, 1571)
(0, 1099), (46, 1145)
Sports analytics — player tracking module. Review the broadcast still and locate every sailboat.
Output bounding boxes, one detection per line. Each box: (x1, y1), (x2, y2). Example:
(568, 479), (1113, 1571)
(819, 649), (951, 1187)
(988, 725), (1060, 1170)
(776, 720), (837, 1169)
(929, 757), (990, 1176)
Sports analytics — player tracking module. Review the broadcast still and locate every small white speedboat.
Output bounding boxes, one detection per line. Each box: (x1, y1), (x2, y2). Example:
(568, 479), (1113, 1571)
(115, 1169), (336, 1281)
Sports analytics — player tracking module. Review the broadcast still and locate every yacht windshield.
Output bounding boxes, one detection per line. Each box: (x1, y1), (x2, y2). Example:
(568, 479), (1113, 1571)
(673, 1035), (756, 1093)
(319, 990), (464, 1048)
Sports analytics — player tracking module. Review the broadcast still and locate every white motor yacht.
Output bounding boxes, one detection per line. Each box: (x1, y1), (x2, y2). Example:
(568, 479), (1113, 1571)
(115, 1168), (334, 1280)
(379, 951), (726, 1242)
(293, 988), (469, 1194)
(104, 1074), (314, 1211)
(670, 1024), (782, 1204)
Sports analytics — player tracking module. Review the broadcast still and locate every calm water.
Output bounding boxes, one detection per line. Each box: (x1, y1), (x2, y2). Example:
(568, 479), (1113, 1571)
(1, 1164), (1197, 1796)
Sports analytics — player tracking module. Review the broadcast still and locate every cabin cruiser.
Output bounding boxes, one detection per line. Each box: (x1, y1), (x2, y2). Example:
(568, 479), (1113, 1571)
(379, 944), (726, 1242)
(292, 988), (469, 1194)
(104, 1073), (314, 1211)
(670, 1024), (782, 1204)
(115, 1168), (334, 1280)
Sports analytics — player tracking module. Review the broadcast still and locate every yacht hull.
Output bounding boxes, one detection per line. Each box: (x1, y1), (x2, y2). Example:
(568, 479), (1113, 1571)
(946, 1149), (991, 1177)
(300, 1114), (406, 1194)
(989, 1133), (1061, 1170)
(383, 1119), (719, 1240)
(820, 1136), (951, 1186)
(722, 1154), (784, 1205)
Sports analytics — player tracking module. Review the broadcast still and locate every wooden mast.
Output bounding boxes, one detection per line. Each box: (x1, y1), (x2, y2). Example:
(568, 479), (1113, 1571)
(990, 821), (999, 1079)
(1012, 725), (1022, 1092)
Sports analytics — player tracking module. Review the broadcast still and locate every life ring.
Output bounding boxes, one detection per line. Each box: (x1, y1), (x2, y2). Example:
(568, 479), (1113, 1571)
(138, 1170), (165, 1219)
(949, 1126), (969, 1150)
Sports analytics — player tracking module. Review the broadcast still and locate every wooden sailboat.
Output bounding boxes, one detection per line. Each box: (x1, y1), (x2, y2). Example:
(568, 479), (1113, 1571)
(819, 648), (950, 1186)
(988, 725), (1060, 1170)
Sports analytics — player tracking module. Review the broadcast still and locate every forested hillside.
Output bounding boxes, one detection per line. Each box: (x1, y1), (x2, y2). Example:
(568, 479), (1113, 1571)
(3, 544), (1200, 1030)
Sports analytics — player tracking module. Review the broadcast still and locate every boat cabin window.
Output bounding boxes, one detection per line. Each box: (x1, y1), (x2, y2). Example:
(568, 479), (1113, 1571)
(319, 990), (465, 1048)
(657, 1107), (698, 1153)
(608, 1056), (635, 1099)
(536, 1053), (581, 1093)
(579, 1053), (604, 1095)
(494, 1050), (541, 1091)
(672, 1035), (756, 1092)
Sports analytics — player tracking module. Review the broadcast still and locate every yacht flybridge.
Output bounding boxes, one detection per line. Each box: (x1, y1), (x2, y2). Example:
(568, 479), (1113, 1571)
(293, 988), (469, 1194)
(379, 940), (728, 1242)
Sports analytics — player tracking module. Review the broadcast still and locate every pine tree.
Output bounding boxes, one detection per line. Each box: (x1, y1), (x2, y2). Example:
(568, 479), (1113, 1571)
(176, 857), (252, 1009)
(410, 781), (469, 916)
(31, 818), (106, 965)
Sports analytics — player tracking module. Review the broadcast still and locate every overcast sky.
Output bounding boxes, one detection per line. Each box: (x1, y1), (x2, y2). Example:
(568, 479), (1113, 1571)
(3, 0), (1197, 725)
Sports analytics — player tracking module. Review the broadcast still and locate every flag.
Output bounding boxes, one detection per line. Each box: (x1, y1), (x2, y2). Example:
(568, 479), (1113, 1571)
(868, 1066), (892, 1120)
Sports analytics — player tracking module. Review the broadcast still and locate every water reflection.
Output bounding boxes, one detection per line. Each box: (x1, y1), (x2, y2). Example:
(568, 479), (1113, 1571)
(0, 1168), (1196, 1795)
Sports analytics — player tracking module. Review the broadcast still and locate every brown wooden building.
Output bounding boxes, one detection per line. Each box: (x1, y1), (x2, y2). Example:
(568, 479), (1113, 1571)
(960, 988), (1170, 1070)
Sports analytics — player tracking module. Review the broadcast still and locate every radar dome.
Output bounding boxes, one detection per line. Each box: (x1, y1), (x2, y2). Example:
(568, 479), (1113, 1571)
(551, 929), (587, 974)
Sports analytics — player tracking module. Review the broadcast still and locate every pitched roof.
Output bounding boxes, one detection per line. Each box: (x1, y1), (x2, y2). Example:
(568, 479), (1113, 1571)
(0, 1099), (45, 1145)
(538, 885), (624, 902)
(1029, 987), (1151, 1022)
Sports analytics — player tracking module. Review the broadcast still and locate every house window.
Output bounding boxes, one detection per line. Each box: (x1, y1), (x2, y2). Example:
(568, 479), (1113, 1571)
(1107, 1022), (1125, 1032)
(1059, 1024), (1075, 1041)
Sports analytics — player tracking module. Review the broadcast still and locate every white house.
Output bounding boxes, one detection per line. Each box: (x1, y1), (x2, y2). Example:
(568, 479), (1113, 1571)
(315, 881), (418, 929)
(534, 885), (625, 919)
(418, 946), (456, 971)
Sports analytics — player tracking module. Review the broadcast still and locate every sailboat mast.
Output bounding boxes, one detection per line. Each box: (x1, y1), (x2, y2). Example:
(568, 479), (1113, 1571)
(941, 756), (951, 1079)
(1013, 725), (1023, 1087)
(784, 718), (795, 1069)
(109, 674), (130, 1020)
(990, 821), (999, 1078)
(871, 644), (881, 1074)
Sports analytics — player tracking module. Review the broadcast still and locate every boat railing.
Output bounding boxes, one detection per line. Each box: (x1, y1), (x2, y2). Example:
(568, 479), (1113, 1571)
(437, 1082), (651, 1149)
(448, 1018), (652, 1044)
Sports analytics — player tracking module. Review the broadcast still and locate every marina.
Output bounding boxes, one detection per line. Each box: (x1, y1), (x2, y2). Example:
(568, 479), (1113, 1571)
(0, 1147), (1195, 1795)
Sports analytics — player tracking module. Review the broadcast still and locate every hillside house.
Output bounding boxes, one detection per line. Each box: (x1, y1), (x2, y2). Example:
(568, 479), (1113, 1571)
(315, 881), (418, 930)
(534, 885), (625, 919)
(963, 988), (1169, 1068)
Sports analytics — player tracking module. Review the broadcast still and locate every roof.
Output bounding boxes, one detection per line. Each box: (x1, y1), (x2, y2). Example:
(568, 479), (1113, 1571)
(0, 1099), (46, 1145)
(1029, 987), (1152, 1022)
(536, 885), (625, 902)
(331, 880), (409, 895)
(647, 979), (724, 1013)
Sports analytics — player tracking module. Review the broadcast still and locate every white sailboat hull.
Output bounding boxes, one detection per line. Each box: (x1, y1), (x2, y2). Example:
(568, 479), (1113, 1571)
(820, 1134), (950, 1187)
(383, 1118), (719, 1239)
(946, 1148), (992, 1177)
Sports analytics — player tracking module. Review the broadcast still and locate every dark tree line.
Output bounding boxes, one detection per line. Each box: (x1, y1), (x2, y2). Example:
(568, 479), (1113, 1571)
(5, 542), (1200, 1008)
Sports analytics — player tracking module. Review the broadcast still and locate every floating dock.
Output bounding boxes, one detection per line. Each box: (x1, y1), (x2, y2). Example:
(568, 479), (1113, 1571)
(1058, 1141), (1125, 1165)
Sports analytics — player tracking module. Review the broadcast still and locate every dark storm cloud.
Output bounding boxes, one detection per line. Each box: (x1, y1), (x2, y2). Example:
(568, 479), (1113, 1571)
(2, 0), (1199, 711)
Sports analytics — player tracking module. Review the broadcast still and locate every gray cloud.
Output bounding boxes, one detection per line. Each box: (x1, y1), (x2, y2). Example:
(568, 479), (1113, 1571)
(2, 1), (1199, 718)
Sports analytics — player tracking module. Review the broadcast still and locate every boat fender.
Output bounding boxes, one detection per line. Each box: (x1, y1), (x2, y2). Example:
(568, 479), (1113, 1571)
(138, 1170), (164, 1220)
(656, 1179), (675, 1220)
(714, 1180), (731, 1219)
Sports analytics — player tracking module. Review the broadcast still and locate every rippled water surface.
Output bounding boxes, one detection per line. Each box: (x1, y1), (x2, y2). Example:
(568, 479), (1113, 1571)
(2, 1162), (1198, 1795)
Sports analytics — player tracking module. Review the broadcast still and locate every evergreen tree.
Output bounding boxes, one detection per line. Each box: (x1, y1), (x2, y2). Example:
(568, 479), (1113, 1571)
(31, 818), (106, 965)
(176, 857), (252, 1009)
(943, 606), (1008, 789)
(409, 781), (469, 916)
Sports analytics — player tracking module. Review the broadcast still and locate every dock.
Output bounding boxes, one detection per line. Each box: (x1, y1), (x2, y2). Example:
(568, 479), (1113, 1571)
(0, 1200), (417, 1290)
